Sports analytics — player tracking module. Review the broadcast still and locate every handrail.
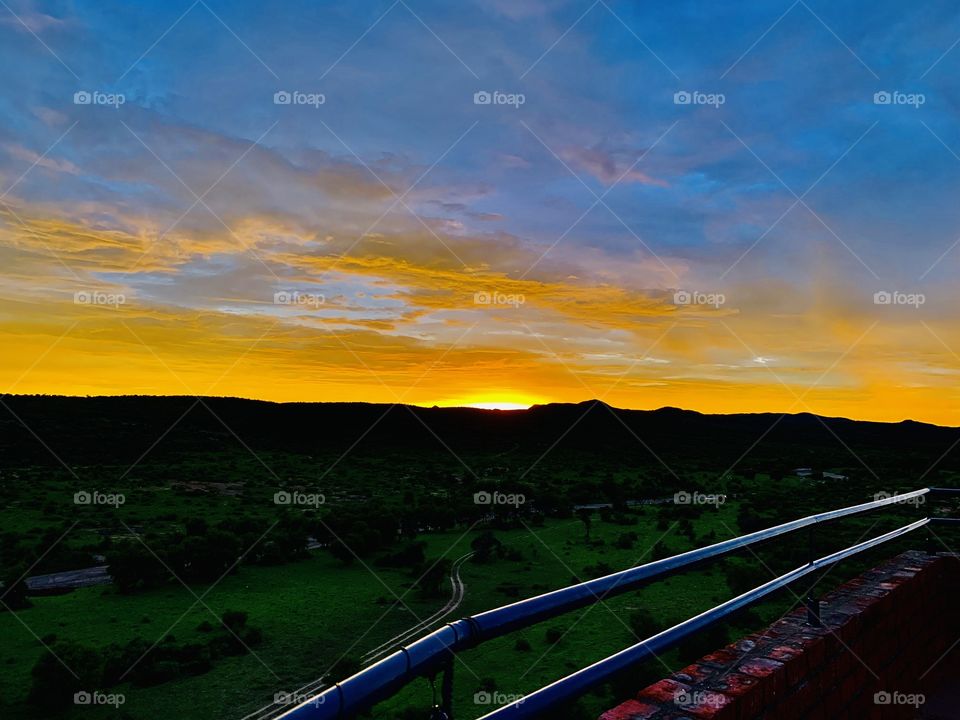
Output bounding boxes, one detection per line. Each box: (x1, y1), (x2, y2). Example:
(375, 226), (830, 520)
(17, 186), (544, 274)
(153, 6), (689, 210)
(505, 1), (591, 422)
(276, 487), (949, 720)
(478, 517), (930, 718)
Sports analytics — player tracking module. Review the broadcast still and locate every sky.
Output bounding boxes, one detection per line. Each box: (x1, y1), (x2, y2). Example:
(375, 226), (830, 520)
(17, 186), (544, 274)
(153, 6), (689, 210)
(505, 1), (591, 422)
(0, 0), (959, 424)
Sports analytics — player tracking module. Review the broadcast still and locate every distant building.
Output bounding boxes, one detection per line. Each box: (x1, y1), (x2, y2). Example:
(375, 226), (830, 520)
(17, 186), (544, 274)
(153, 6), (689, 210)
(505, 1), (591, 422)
(823, 472), (849, 481)
(794, 468), (814, 477)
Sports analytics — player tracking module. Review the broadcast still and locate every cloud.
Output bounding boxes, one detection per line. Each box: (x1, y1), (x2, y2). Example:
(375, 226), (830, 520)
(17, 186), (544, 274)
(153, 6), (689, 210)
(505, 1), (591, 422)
(476, 0), (553, 20)
(1, 0), (959, 424)
(559, 144), (669, 188)
(3, 143), (81, 176)
(0, 3), (67, 33)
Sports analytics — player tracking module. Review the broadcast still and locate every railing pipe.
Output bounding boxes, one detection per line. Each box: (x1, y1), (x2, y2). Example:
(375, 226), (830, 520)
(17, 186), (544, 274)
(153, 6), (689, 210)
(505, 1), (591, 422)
(477, 517), (930, 719)
(277, 488), (935, 719)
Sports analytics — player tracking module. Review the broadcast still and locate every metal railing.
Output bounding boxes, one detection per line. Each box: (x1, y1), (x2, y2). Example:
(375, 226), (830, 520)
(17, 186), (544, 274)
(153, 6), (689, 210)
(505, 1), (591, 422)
(276, 487), (959, 720)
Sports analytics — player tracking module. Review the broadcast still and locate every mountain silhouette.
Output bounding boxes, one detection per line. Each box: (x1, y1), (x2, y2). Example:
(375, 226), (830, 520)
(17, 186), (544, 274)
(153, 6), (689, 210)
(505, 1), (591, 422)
(0, 395), (956, 472)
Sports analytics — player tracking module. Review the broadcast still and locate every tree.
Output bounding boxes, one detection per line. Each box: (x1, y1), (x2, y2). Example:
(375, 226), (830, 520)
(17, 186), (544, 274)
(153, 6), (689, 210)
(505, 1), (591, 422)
(415, 558), (452, 597)
(1, 563), (32, 610)
(470, 531), (502, 562)
(28, 642), (103, 710)
(576, 509), (593, 542)
(652, 540), (669, 560)
(328, 538), (356, 565)
(171, 529), (242, 581)
(377, 541), (427, 569)
(109, 543), (168, 593)
(221, 610), (248, 631)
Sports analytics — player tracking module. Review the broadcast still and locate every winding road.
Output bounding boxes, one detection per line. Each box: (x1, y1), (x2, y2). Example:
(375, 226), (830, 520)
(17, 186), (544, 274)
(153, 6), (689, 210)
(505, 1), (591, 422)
(240, 550), (474, 720)
(360, 551), (473, 665)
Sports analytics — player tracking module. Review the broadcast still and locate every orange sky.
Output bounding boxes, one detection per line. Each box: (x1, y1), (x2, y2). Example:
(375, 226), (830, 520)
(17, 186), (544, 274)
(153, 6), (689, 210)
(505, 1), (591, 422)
(2, 212), (958, 426)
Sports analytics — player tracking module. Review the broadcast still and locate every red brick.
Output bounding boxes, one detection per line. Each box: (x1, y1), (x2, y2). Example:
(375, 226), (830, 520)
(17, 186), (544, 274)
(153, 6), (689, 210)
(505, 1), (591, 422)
(738, 656), (786, 703)
(638, 678), (691, 706)
(672, 661), (718, 687)
(699, 647), (742, 669)
(598, 698), (664, 720)
(705, 672), (761, 718)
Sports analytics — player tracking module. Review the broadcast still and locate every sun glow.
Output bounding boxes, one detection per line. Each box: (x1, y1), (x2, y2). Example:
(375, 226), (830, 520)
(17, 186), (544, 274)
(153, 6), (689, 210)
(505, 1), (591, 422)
(462, 401), (533, 411)
(437, 394), (541, 411)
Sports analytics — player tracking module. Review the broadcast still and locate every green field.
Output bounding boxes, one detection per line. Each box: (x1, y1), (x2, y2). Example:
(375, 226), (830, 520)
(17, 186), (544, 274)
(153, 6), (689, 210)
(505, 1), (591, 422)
(2, 483), (947, 720)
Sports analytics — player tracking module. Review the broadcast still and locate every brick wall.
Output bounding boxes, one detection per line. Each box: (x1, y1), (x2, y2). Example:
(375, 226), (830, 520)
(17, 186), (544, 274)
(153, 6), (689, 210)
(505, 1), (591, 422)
(599, 550), (960, 720)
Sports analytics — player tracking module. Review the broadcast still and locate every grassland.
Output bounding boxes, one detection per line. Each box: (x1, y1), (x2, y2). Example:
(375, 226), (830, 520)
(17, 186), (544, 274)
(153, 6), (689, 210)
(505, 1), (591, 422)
(1, 490), (945, 720)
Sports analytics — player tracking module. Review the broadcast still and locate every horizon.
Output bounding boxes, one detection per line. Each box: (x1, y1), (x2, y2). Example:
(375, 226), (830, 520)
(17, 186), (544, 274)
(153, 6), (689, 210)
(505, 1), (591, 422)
(4, 390), (956, 428)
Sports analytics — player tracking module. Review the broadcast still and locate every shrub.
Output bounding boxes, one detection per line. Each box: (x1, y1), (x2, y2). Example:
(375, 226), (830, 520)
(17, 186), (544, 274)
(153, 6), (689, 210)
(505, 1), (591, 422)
(28, 642), (102, 710)
(221, 610), (248, 631)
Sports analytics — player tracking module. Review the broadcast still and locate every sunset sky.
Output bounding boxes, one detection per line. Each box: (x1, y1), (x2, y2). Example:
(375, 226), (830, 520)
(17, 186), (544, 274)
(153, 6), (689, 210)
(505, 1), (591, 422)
(1, 1), (959, 424)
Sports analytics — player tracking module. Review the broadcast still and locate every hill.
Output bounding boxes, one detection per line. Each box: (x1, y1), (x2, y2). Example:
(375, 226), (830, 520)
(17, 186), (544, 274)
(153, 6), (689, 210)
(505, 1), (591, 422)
(0, 395), (956, 473)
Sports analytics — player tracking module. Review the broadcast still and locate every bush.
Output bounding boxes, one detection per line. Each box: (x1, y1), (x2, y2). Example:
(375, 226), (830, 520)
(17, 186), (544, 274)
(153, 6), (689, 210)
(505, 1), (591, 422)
(582, 562), (613, 578)
(133, 659), (181, 687)
(628, 609), (659, 640)
(723, 559), (768, 596)
(28, 642), (103, 710)
(376, 541), (427, 568)
(652, 541), (670, 560)
(101, 638), (149, 686)
(221, 610), (248, 631)
(0, 564), (32, 611)
(471, 531), (502, 562)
